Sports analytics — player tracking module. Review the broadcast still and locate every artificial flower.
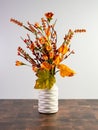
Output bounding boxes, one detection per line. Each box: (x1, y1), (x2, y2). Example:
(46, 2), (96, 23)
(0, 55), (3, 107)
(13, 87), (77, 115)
(15, 61), (25, 66)
(10, 12), (86, 89)
(45, 12), (54, 19)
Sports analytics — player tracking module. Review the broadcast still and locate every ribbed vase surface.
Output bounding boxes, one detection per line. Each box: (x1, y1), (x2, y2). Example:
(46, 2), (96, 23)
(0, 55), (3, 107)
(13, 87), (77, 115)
(38, 84), (58, 114)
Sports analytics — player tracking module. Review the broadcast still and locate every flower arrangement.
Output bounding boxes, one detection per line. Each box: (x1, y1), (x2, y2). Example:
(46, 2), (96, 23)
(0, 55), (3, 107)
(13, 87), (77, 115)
(10, 12), (86, 89)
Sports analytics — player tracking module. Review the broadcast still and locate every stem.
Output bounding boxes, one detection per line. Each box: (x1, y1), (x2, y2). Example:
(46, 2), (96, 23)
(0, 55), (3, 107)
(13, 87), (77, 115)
(64, 50), (74, 60)
(25, 64), (32, 67)
(55, 70), (60, 74)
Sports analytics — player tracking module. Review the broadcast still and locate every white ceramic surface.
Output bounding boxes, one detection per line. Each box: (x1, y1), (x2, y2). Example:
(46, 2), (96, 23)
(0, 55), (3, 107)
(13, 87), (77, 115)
(38, 84), (58, 114)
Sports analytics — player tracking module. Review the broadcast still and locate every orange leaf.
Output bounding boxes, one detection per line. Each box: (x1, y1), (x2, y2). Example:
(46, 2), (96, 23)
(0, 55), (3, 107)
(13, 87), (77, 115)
(41, 61), (51, 70)
(58, 44), (68, 55)
(57, 64), (76, 77)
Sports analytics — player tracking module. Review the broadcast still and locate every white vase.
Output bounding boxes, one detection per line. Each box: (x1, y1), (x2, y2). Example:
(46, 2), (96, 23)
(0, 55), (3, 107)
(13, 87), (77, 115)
(38, 84), (58, 114)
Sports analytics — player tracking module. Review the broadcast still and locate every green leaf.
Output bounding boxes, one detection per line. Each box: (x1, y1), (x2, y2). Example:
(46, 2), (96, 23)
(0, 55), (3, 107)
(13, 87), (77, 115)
(34, 69), (56, 89)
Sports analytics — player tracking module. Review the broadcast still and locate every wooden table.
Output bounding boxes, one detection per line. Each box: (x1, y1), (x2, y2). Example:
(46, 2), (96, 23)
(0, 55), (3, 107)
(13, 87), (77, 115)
(0, 100), (98, 130)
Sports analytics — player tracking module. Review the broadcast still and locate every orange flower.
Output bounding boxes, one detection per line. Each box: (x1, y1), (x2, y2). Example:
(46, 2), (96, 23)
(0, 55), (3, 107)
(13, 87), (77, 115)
(28, 22), (36, 33)
(39, 37), (47, 44)
(41, 17), (46, 30)
(45, 12), (54, 19)
(49, 51), (54, 59)
(57, 64), (76, 77)
(64, 29), (74, 44)
(46, 45), (52, 51)
(32, 66), (38, 72)
(10, 12), (86, 90)
(29, 43), (35, 51)
(41, 61), (51, 70)
(15, 61), (25, 66)
(74, 29), (86, 33)
(34, 22), (40, 28)
(42, 55), (48, 60)
(10, 18), (23, 26)
(58, 44), (68, 55)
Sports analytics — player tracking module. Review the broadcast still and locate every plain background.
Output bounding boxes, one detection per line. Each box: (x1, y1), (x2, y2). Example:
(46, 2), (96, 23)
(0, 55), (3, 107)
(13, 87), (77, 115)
(0, 0), (98, 99)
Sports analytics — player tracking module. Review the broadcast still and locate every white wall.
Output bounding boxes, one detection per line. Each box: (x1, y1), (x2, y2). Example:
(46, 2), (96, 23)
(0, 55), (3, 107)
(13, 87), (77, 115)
(0, 0), (98, 99)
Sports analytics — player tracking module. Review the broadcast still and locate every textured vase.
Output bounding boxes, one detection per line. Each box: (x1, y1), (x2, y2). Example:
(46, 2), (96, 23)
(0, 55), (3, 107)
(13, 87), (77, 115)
(38, 84), (58, 114)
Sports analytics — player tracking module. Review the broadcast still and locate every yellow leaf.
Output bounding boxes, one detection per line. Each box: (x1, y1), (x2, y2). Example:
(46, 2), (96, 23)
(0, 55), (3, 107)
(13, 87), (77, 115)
(57, 64), (76, 77)
(58, 44), (68, 55)
(34, 69), (56, 89)
(53, 55), (61, 65)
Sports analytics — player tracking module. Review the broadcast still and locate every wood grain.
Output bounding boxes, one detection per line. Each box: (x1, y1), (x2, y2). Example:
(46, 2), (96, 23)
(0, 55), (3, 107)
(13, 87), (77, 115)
(0, 99), (98, 130)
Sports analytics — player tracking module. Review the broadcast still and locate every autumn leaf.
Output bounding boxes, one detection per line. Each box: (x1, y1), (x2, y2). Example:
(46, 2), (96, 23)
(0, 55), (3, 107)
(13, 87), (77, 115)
(57, 64), (76, 77)
(34, 69), (56, 89)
